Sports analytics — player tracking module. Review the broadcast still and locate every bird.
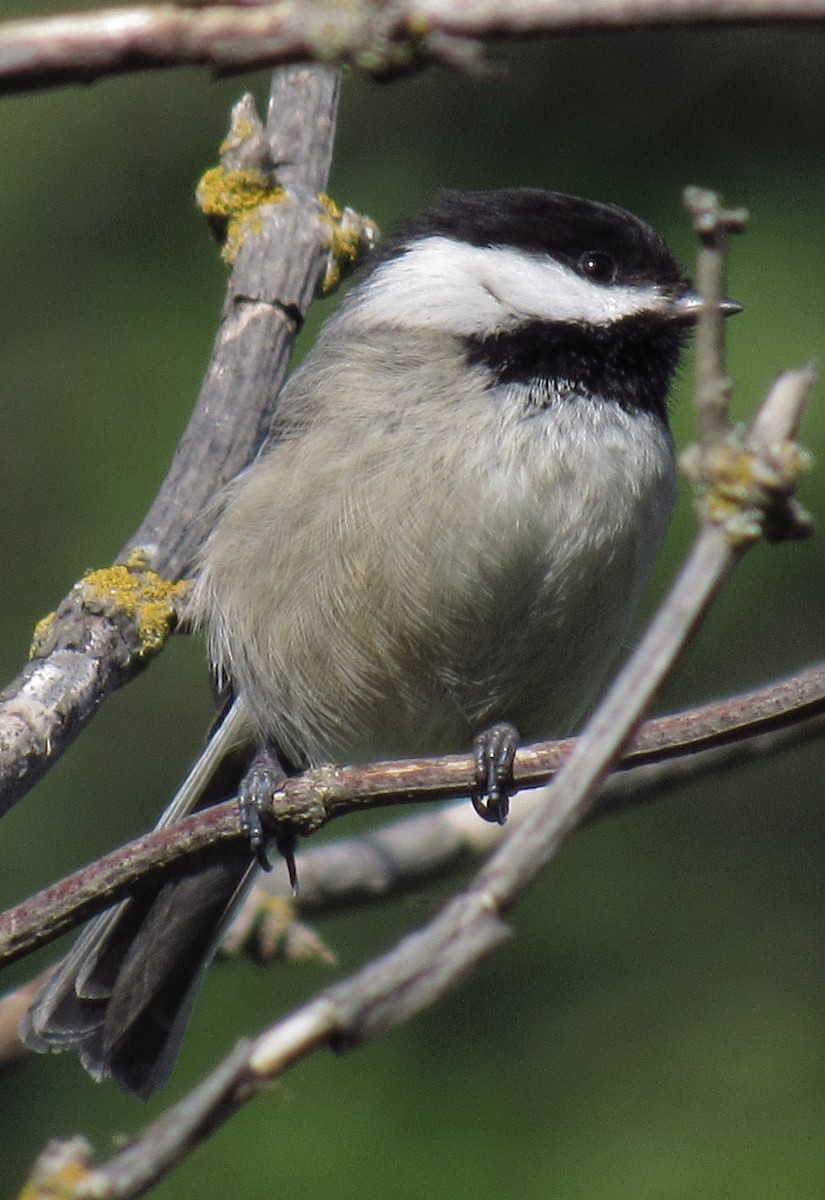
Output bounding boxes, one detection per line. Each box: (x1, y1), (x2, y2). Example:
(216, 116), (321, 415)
(21, 187), (740, 1097)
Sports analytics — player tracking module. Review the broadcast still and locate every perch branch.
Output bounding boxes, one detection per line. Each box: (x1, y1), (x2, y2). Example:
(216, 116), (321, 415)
(3, 667), (824, 1061)
(3, 656), (825, 968)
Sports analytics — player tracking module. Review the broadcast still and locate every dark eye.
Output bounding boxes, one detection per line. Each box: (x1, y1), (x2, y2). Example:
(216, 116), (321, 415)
(578, 251), (617, 284)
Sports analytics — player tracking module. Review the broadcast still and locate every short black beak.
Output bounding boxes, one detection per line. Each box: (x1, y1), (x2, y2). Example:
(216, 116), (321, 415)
(671, 291), (743, 320)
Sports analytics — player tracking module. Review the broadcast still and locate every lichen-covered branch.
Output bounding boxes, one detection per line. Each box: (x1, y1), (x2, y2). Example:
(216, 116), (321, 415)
(0, 555), (188, 816)
(0, 67), (355, 818)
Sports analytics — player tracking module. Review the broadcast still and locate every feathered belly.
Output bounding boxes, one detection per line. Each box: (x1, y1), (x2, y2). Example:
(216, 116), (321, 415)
(197, 396), (675, 769)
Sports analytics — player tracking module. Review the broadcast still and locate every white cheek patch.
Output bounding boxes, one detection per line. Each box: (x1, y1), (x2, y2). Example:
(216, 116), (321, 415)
(351, 236), (667, 336)
(482, 250), (660, 327)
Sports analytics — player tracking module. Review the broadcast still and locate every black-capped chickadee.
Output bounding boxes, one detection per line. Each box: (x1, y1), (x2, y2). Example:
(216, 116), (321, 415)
(21, 188), (740, 1096)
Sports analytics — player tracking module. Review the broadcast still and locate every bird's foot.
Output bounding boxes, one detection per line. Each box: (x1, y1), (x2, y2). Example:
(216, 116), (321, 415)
(472, 722), (519, 825)
(238, 751), (298, 891)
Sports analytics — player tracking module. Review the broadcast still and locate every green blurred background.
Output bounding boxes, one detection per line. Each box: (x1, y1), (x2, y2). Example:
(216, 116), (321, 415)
(1, 8), (825, 1197)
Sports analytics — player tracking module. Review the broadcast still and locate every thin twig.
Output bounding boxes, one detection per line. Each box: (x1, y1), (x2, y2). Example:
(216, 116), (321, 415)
(0, 805), (242, 967)
(684, 186), (748, 440)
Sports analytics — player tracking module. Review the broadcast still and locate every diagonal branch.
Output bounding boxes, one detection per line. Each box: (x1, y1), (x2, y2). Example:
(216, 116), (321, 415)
(0, 66), (359, 819)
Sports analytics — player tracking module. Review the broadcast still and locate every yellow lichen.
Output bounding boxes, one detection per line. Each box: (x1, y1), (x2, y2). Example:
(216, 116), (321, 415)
(196, 165), (287, 265)
(406, 12), (432, 35)
(319, 192), (342, 221)
(29, 610), (57, 658)
(19, 1159), (89, 1200)
(76, 559), (190, 658)
(317, 193), (379, 293)
(220, 891), (336, 966)
(681, 430), (814, 547)
(18, 1136), (95, 1200)
(219, 117), (257, 157)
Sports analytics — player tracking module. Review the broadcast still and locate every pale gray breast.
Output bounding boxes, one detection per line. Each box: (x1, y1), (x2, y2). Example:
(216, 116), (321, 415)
(194, 332), (675, 768)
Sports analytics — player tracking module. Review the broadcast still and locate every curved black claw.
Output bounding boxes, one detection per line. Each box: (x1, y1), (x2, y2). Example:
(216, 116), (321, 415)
(276, 832), (299, 895)
(472, 722), (519, 825)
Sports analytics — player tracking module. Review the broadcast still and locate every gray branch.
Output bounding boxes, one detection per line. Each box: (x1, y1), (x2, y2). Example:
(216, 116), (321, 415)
(0, 66), (355, 817)
(2, 0), (825, 96)
(122, 69), (346, 578)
